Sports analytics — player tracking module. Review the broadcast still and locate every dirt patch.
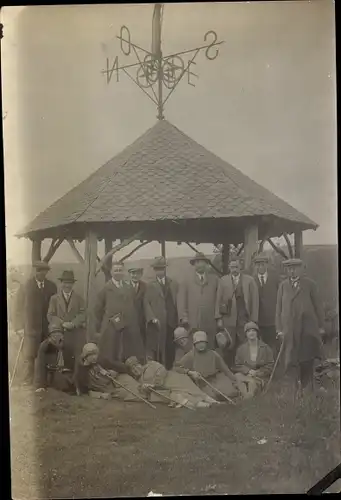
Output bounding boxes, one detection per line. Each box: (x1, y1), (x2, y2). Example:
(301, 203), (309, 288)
(9, 380), (340, 498)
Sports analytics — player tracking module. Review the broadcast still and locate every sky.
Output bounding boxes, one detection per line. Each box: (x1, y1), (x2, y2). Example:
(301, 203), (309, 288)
(2, 1), (337, 265)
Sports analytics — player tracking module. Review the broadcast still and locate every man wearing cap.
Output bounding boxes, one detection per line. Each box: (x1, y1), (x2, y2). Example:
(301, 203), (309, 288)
(34, 324), (75, 393)
(128, 267), (147, 346)
(253, 253), (280, 355)
(47, 270), (86, 371)
(173, 326), (193, 364)
(94, 261), (145, 368)
(177, 252), (219, 350)
(143, 256), (178, 369)
(215, 257), (259, 366)
(276, 258), (325, 394)
(13, 261), (57, 385)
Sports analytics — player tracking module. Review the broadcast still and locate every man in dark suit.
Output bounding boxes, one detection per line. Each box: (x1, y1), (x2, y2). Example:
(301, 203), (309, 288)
(144, 256), (178, 370)
(94, 261), (145, 369)
(253, 254), (280, 355)
(128, 266), (147, 347)
(47, 270), (86, 371)
(13, 261), (57, 385)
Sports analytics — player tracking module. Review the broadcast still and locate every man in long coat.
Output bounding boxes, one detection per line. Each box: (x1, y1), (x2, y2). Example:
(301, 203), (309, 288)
(215, 257), (259, 366)
(253, 254), (280, 355)
(13, 261), (57, 385)
(143, 256), (178, 370)
(276, 258), (325, 393)
(47, 270), (86, 371)
(177, 252), (219, 349)
(128, 266), (147, 347)
(94, 261), (145, 368)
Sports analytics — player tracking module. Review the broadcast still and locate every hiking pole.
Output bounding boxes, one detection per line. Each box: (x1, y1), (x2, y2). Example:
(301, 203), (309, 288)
(263, 338), (285, 394)
(198, 374), (236, 405)
(106, 373), (157, 409)
(147, 386), (194, 410)
(10, 336), (24, 389)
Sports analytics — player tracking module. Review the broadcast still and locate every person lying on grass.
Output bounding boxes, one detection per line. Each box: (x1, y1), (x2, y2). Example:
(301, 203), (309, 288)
(174, 330), (240, 401)
(34, 324), (75, 394)
(125, 356), (220, 408)
(74, 343), (142, 401)
(173, 326), (193, 364)
(234, 321), (274, 399)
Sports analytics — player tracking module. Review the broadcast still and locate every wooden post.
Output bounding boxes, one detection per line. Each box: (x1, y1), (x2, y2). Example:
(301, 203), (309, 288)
(161, 241), (166, 258)
(84, 230), (98, 341)
(222, 243), (229, 275)
(244, 224), (259, 272)
(31, 239), (42, 264)
(294, 230), (303, 258)
(104, 237), (113, 282)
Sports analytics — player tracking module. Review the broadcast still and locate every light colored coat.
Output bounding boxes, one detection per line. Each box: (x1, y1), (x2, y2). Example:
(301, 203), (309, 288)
(215, 273), (259, 328)
(177, 272), (219, 348)
(234, 340), (274, 379)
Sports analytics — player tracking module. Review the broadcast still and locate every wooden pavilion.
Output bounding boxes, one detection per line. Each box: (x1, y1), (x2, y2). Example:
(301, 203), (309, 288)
(17, 118), (317, 338)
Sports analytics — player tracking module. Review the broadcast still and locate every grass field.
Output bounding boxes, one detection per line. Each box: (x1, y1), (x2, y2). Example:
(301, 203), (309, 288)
(9, 369), (340, 498)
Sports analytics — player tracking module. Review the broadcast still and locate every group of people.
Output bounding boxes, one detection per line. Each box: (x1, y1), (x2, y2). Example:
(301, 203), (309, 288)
(12, 250), (326, 406)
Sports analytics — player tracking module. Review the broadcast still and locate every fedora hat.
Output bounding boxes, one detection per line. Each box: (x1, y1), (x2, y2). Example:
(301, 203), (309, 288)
(33, 260), (50, 271)
(151, 256), (167, 269)
(59, 270), (77, 282)
(128, 266), (143, 273)
(190, 252), (210, 266)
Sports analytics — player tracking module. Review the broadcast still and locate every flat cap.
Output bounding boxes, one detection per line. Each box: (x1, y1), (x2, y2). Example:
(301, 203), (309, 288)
(282, 258), (303, 267)
(253, 253), (269, 263)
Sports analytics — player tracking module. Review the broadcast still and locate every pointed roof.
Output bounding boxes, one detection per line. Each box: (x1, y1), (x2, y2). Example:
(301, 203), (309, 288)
(18, 119), (317, 238)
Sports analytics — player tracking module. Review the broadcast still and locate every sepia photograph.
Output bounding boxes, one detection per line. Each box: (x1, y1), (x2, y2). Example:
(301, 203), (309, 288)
(2, 1), (340, 497)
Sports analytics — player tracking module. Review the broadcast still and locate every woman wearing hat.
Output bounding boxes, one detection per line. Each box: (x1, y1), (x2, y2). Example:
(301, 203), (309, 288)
(74, 343), (141, 401)
(125, 356), (219, 408)
(47, 270), (86, 372)
(173, 326), (193, 364)
(234, 322), (274, 399)
(175, 331), (240, 400)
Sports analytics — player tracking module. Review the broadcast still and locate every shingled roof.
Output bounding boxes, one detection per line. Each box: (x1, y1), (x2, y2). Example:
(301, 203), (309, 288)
(18, 119), (317, 238)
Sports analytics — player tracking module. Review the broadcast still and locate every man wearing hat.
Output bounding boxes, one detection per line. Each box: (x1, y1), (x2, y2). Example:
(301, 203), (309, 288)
(34, 324), (75, 393)
(128, 266), (147, 346)
(47, 270), (86, 371)
(215, 256), (259, 366)
(253, 253), (280, 355)
(94, 260), (145, 368)
(177, 252), (219, 350)
(13, 261), (57, 385)
(275, 258), (325, 394)
(143, 256), (178, 369)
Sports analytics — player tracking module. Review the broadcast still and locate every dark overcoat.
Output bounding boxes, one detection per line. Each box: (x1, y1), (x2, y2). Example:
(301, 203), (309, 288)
(177, 272), (219, 348)
(47, 290), (86, 369)
(275, 277), (325, 369)
(94, 280), (144, 365)
(254, 272), (279, 327)
(13, 277), (57, 357)
(143, 278), (178, 362)
(130, 280), (147, 342)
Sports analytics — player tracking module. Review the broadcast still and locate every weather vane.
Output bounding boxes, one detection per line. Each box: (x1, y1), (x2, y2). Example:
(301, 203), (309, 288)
(101, 3), (224, 120)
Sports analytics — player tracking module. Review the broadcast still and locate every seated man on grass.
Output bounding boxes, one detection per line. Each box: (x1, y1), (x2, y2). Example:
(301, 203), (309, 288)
(173, 326), (193, 364)
(34, 324), (75, 394)
(174, 330), (240, 401)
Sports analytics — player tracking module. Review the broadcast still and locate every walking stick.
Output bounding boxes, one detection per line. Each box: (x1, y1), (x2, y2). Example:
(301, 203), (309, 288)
(263, 338), (285, 394)
(106, 373), (157, 409)
(198, 374), (236, 405)
(10, 336), (24, 389)
(147, 385), (194, 410)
